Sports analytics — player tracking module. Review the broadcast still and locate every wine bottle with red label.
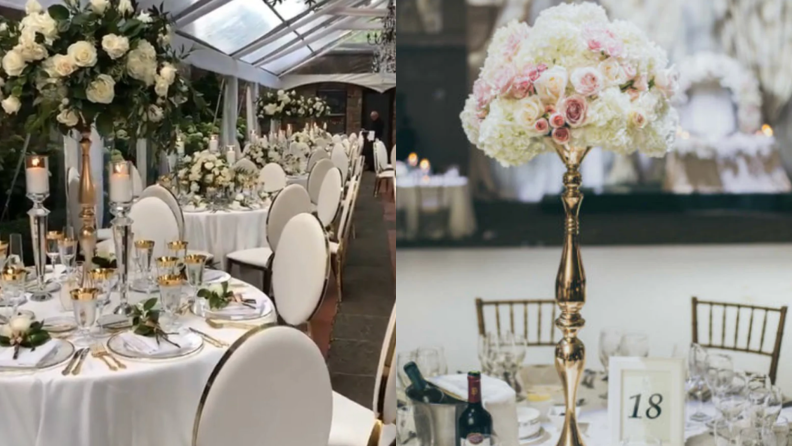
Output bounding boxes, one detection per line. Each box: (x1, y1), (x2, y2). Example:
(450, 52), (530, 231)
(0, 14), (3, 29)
(457, 371), (493, 445)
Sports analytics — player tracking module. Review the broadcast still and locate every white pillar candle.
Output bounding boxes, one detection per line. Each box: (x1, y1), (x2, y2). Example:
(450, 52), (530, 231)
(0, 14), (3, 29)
(25, 158), (49, 195)
(109, 162), (133, 203)
(209, 135), (219, 152)
(176, 137), (185, 156)
(226, 146), (236, 165)
(286, 124), (292, 137)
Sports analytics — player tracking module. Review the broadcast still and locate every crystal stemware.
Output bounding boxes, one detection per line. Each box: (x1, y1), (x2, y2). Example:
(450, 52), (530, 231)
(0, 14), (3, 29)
(738, 426), (777, 446)
(705, 354), (735, 397)
(45, 230), (63, 273)
(619, 332), (649, 357)
(58, 237), (77, 277)
(133, 240), (155, 291)
(7, 233), (25, 271)
(0, 267), (27, 316)
(184, 254), (206, 314)
(599, 328), (622, 398)
(88, 268), (115, 334)
(716, 393), (747, 437)
(416, 347), (443, 378)
(155, 256), (179, 277)
(166, 240), (188, 266)
(157, 274), (183, 330)
(71, 287), (99, 347)
(688, 343), (711, 422)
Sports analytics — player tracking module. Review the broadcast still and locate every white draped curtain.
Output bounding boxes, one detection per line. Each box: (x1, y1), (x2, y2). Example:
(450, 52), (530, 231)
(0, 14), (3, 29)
(221, 76), (240, 153)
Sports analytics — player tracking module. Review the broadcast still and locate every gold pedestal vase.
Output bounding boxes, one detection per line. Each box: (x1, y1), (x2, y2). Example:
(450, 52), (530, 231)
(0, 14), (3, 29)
(553, 145), (591, 446)
(78, 130), (97, 279)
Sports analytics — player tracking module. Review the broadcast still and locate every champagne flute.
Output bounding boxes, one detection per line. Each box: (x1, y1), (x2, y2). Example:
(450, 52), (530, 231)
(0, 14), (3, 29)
(133, 240), (155, 291)
(0, 239), (8, 270)
(7, 233), (25, 271)
(70, 287), (99, 347)
(184, 254), (206, 313)
(46, 231), (63, 275)
(157, 274), (183, 330)
(688, 343), (711, 422)
(88, 268), (115, 333)
(58, 237), (77, 278)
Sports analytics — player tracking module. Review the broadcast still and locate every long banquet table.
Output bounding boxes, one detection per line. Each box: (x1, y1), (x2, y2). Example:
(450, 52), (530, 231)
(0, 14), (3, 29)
(0, 275), (276, 446)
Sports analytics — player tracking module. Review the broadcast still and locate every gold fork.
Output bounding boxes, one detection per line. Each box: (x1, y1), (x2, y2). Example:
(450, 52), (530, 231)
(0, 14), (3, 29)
(95, 344), (126, 369)
(205, 319), (259, 330)
(90, 344), (117, 371)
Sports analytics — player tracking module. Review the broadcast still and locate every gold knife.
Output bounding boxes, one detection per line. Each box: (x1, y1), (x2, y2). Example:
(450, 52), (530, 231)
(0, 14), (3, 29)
(62, 348), (84, 376)
(71, 348), (90, 375)
(188, 327), (228, 348)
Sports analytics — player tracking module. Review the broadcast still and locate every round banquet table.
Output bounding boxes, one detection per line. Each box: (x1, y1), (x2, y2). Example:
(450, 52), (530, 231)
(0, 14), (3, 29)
(395, 175), (477, 240)
(183, 207), (269, 270)
(0, 276), (277, 446)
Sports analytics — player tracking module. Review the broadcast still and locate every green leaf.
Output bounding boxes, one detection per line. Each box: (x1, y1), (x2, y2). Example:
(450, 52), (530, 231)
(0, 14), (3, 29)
(143, 298), (157, 311)
(196, 289), (210, 299)
(96, 113), (114, 137)
(48, 5), (70, 21)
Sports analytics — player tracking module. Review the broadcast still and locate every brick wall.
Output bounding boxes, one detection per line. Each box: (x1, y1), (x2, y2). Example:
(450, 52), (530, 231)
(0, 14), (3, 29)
(346, 86), (363, 135)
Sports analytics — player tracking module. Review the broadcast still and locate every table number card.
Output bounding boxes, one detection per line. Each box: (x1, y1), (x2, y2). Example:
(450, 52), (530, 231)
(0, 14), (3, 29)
(608, 357), (686, 446)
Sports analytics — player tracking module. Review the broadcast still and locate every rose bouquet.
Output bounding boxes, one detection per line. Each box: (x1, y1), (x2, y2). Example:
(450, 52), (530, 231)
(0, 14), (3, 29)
(243, 139), (282, 169)
(304, 96), (331, 118)
(177, 149), (235, 197)
(256, 89), (298, 120)
(0, 0), (199, 142)
(460, 2), (679, 166)
(281, 144), (309, 176)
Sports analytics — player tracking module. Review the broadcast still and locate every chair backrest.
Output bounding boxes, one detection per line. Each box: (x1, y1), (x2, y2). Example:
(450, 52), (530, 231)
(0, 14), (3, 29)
(332, 134), (341, 144)
(335, 186), (355, 243)
(307, 159), (334, 205)
(272, 213), (329, 326)
(375, 142), (390, 173)
(316, 168), (343, 228)
(390, 145), (396, 166)
(129, 196), (180, 259)
(373, 305), (397, 424)
(193, 325), (332, 446)
(314, 139), (328, 151)
(260, 163), (287, 193)
(130, 163), (144, 197)
(692, 297), (788, 384)
(330, 146), (349, 182)
(265, 184), (312, 252)
(139, 184), (184, 239)
(307, 150), (329, 172)
(475, 297), (558, 346)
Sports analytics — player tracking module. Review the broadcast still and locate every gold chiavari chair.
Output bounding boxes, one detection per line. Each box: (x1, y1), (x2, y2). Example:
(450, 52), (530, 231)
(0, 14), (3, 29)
(475, 298), (557, 346)
(691, 297), (788, 384)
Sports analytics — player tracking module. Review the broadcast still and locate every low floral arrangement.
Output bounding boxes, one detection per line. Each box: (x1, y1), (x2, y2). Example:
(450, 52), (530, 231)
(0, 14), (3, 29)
(304, 96), (331, 118)
(243, 139), (282, 169)
(92, 250), (117, 269)
(197, 282), (256, 310)
(130, 297), (179, 347)
(0, 0), (198, 143)
(256, 89), (298, 120)
(0, 315), (51, 359)
(179, 122), (220, 155)
(177, 149), (235, 196)
(460, 2), (679, 166)
(281, 141), (310, 176)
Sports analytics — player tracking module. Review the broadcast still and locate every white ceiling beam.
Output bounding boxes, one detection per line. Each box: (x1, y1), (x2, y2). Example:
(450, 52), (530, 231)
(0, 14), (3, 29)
(281, 33), (357, 76)
(174, 0), (236, 26)
(340, 22), (381, 30)
(333, 7), (387, 16)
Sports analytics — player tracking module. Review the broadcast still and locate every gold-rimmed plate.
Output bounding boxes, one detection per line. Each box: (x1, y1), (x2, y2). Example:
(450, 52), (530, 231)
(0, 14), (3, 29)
(0, 339), (75, 372)
(204, 270), (231, 284)
(196, 298), (273, 321)
(106, 331), (204, 362)
(41, 316), (78, 334)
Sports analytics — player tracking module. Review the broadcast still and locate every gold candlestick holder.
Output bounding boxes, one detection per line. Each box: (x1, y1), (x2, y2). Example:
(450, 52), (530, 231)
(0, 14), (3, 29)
(78, 130), (97, 276)
(553, 145), (591, 446)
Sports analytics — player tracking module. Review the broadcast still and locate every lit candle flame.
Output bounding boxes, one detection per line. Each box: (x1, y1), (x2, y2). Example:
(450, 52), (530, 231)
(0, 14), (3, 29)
(408, 153), (418, 167)
(762, 124), (773, 137)
(210, 134), (218, 140)
(419, 159), (430, 171)
(31, 157), (40, 167)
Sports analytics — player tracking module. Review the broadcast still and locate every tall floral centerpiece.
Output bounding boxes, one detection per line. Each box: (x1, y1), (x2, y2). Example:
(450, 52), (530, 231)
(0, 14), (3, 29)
(0, 0), (193, 270)
(256, 89), (298, 133)
(460, 4), (678, 445)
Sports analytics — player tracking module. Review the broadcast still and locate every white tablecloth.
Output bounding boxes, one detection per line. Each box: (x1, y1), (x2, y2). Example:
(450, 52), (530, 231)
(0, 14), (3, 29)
(287, 174), (309, 189)
(184, 207), (269, 269)
(0, 277), (276, 446)
(395, 175), (476, 240)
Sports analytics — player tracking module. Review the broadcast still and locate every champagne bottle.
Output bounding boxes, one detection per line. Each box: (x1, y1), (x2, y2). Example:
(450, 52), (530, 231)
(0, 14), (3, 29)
(457, 371), (493, 446)
(403, 361), (446, 403)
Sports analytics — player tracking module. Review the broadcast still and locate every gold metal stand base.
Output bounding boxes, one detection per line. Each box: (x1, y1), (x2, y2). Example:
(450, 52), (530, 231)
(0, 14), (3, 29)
(78, 130), (97, 278)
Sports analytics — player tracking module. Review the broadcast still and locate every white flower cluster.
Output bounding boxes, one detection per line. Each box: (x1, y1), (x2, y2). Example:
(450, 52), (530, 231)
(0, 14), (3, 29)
(243, 139), (282, 169)
(256, 89), (297, 119)
(460, 2), (679, 166)
(304, 96), (331, 118)
(675, 52), (762, 134)
(177, 150), (235, 196)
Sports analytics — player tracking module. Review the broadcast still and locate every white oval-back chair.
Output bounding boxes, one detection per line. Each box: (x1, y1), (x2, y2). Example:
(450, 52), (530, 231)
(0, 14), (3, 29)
(331, 145), (350, 183)
(259, 163), (287, 193)
(271, 213), (329, 327)
(193, 325), (332, 446)
(139, 184), (184, 238)
(307, 159), (334, 205)
(129, 196), (180, 259)
(373, 142), (395, 197)
(316, 168), (343, 229)
(307, 149), (330, 172)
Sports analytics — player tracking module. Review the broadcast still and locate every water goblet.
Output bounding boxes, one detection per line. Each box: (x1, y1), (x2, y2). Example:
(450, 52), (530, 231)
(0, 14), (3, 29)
(705, 354), (735, 397)
(688, 343), (711, 422)
(133, 240), (155, 291)
(1, 267), (27, 314)
(716, 393), (747, 435)
(70, 287), (99, 347)
(58, 237), (77, 277)
(157, 274), (183, 330)
(619, 332), (649, 357)
(88, 268), (115, 332)
(416, 347), (443, 378)
(166, 240), (188, 266)
(184, 254), (206, 311)
(45, 231), (63, 274)
(155, 256), (179, 277)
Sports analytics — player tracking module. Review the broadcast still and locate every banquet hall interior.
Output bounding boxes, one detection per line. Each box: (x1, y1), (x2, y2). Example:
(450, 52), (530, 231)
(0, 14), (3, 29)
(0, 0), (397, 445)
(396, 0), (792, 445)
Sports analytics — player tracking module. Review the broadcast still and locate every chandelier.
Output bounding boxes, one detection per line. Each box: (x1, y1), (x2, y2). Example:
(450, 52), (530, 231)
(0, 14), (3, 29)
(367, 0), (395, 74)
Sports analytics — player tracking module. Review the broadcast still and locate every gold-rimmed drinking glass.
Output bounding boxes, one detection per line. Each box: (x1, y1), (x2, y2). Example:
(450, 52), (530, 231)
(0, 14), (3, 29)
(166, 240), (188, 264)
(155, 256), (179, 277)
(58, 237), (77, 277)
(157, 274), (183, 330)
(70, 287), (99, 346)
(1, 267), (27, 314)
(89, 267), (115, 308)
(133, 240), (155, 291)
(0, 239), (8, 270)
(46, 230), (63, 274)
(184, 253), (206, 297)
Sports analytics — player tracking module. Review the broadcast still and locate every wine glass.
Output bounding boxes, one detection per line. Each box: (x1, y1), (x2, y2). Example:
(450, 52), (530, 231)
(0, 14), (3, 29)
(133, 240), (155, 291)
(70, 287), (99, 347)
(478, 333), (493, 375)
(416, 347), (443, 378)
(1, 267), (27, 315)
(688, 343), (711, 422)
(45, 231), (63, 275)
(7, 233), (25, 271)
(88, 268), (115, 334)
(157, 274), (183, 330)
(396, 351), (417, 389)
(619, 332), (649, 357)
(166, 240), (188, 268)
(705, 354), (735, 397)
(58, 236), (77, 277)
(496, 331), (527, 396)
(738, 426), (777, 446)
(599, 328), (622, 397)
(716, 393), (747, 436)
(155, 256), (179, 277)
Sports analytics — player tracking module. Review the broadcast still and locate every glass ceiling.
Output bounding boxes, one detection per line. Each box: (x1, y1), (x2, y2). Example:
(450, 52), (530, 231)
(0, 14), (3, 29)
(176, 0), (390, 76)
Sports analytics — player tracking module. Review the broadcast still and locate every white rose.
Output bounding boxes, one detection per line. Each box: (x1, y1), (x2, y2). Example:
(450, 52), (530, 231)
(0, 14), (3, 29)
(159, 63), (177, 85)
(67, 41), (98, 68)
(51, 54), (77, 77)
(9, 315), (32, 333)
(514, 96), (544, 126)
(190, 182), (200, 193)
(598, 59), (628, 87)
(86, 74), (115, 104)
(126, 43), (157, 86)
(56, 108), (80, 127)
(2, 50), (27, 77)
(204, 162), (214, 170)
(0, 324), (11, 337)
(1, 96), (21, 114)
(118, 0), (133, 15)
(204, 173), (214, 183)
(20, 12), (58, 44)
(25, 0), (42, 14)
(147, 105), (163, 122)
(90, 0), (109, 14)
(628, 109), (648, 129)
(137, 12), (152, 23)
(264, 103), (278, 115)
(101, 34), (129, 60)
(15, 29), (48, 62)
(534, 66), (568, 104)
(235, 193), (244, 202)
(154, 78), (169, 97)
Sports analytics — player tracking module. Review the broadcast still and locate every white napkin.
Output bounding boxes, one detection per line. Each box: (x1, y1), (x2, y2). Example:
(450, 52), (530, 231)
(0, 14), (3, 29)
(0, 340), (59, 367)
(207, 293), (270, 318)
(119, 332), (180, 357)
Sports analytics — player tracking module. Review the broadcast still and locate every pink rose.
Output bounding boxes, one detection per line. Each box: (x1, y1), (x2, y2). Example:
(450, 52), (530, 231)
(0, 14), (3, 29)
(534, 118), (549, 134)
(473, 79), (493, 110)
(537, 63), (548, 72)
(509, 74), (533, 99)
(545, 105), (556, 114)
(587, 37), (603, 52)
(551, 127), (570, 144)
(525, 64), (542, 82)
(627, 89), (640, 101)
(622, 64), (637, 79)
(549, 112), (565, 128)
(571, 67), (604, 96)
(492, 66), (516, 95)
(560, 95), (587, 128)
(605, 39), (623, 58)
(633, 75), (648, 91)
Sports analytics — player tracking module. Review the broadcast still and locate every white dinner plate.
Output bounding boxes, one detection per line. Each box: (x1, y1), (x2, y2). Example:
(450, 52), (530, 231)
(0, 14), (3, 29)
(202, 297), (273, 321)
(107, 331), (204, 361)
(204, 270), (231, 284)
(42, 316), (78, 334)
(0, 339), (75, 372)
